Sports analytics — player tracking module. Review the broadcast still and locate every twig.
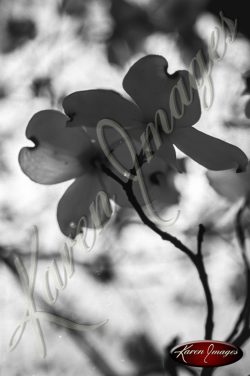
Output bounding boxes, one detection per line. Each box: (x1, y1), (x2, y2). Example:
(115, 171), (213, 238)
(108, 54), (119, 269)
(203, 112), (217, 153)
(102, 165), (214, 342)
(226, 203), (250, 346)
(163, 337), (198, 376)
(195, 225), (214, 340)
(2, 247), (199, 376)
(102, 165), (195, 260)
(197, 224), (206, 257)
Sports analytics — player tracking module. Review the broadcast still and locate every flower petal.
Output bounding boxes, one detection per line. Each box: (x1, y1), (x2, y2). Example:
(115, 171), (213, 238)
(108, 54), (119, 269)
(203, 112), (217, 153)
(172, 127), (248, 172)
(156, 137), (179, 171)
(106, 139), (142, 181)
(63, 89), (143, 141)
(207, 165), (250, 202)
(106, 156), (179, 208)
(123, 55), (201, 126)
(57, 173), (113, 237)
(19, 110), (93, 184)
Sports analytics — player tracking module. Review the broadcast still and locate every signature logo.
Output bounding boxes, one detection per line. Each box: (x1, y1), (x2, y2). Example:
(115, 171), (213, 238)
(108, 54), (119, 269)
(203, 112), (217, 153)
(170, 340), (243, 367)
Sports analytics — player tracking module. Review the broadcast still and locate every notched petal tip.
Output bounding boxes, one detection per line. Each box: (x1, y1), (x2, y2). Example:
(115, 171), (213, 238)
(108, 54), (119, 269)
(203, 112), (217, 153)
(25, 109), (67, 139)
(62, 89), (143, 131)
(235, 151), (248, 173)
(18, 146), (29, 172)
(28, 136), (39, 147)
(65, 112), (76, 126)
(236, 160), (249, 173)
(123, 54), (200, 126)
(123, 54), (168, 90)
(18, 146), (42, 184)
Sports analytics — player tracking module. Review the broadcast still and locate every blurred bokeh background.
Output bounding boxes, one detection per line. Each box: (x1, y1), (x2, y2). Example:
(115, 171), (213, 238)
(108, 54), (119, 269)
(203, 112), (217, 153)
(0, 0), (250, 375)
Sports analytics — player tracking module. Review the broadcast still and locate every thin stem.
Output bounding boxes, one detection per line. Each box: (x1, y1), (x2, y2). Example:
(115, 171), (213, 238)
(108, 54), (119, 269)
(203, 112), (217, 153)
(196, 257), (214, 340)
(102, 165), (214, 342)
(196, 225), (214, 340)
(102, 165), (195, 260)
(197, 224), (206, 257)
(227, 203), (250, 346)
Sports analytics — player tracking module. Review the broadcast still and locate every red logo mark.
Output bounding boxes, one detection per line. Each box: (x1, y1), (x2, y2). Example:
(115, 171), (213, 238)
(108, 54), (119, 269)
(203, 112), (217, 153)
(170, 340), (243, 367)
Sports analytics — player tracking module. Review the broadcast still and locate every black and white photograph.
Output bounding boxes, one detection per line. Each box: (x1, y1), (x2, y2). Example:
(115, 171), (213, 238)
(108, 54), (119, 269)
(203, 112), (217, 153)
(0, 1), (250, 375)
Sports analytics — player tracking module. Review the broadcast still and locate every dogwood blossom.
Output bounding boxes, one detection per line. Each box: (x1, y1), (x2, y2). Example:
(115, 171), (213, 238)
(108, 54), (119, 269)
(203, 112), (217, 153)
(19, 54), (248, 237)
(65, 55), (248, 172)
(19, 110), (178, 237)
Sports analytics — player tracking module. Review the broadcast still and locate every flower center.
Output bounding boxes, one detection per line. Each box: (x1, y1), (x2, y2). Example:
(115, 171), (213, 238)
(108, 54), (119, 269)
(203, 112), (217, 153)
(78, 147), (106, 173)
